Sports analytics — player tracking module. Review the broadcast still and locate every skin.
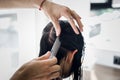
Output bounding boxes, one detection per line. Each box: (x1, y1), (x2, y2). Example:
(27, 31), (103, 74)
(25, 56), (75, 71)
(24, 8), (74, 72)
(10, 52), (61, 80)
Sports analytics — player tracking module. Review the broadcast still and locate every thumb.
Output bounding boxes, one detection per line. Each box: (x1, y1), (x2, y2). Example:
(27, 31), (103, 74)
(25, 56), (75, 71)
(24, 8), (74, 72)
(37, 51), (51, 60)
(52, 20), (61, 36)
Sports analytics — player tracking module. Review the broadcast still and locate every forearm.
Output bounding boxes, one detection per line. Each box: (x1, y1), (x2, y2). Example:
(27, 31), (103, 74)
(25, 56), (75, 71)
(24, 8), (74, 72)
(0, 0), (45, 9)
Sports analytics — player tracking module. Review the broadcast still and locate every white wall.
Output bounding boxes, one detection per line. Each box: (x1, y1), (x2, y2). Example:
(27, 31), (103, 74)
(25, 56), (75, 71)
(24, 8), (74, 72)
(53, 0), (90, 18)
(0, 9), (38, 80)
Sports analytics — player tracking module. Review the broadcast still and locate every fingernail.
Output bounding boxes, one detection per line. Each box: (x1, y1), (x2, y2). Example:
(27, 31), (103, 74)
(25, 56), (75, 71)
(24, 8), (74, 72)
(75, 29), (79, 34)
(56, 33), (59, 36)
(56, 31), (60, 36)
(77, 31), (80, 34)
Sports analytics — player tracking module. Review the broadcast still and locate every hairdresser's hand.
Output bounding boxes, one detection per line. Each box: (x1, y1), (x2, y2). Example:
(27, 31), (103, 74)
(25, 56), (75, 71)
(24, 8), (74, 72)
(10, 52), (61, 80)
(41, 0), (83, 36)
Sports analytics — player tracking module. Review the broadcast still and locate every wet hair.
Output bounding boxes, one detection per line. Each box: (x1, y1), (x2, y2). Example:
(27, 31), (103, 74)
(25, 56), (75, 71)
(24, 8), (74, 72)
(39, 20), (84, 80)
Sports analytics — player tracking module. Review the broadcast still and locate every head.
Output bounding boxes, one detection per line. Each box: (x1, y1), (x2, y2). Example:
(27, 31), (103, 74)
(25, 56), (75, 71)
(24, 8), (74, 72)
(39, 20), (84, 79)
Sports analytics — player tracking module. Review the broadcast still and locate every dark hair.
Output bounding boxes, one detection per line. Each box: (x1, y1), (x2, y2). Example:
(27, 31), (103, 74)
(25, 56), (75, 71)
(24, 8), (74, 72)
(39, 20), (84, 80)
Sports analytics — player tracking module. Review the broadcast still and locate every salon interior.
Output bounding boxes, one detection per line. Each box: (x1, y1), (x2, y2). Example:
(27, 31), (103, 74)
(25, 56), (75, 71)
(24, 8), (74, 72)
(0, 0), (120, 80)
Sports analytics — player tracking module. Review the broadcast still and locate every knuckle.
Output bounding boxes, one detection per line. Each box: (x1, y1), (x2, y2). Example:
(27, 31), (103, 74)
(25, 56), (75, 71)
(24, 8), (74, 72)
(56, 72), (60, 76)
(53, 57), (58, 63)
(56, 65), (61, 71)
(48, 72), (60, 79)
(41, 61), (49, 68)
(51, 17), (57, 21)
(63, 6), (70, 12)
(47, 67), (52, 73)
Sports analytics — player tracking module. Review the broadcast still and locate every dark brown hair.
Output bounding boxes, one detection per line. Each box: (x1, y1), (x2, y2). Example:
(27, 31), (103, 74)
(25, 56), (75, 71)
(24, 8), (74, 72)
(39, 20), (84, 80)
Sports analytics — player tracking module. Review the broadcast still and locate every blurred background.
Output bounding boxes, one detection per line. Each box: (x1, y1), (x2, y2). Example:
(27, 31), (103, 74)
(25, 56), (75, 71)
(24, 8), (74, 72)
(0, 0), (120, 80)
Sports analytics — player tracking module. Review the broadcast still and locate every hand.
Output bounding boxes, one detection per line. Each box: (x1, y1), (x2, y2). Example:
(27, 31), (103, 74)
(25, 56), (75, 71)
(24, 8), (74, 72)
(10, 52), (61, 80)
(41, 0), (83, 36)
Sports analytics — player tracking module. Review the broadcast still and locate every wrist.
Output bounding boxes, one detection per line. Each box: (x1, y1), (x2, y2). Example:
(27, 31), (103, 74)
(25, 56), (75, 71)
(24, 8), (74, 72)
(39, 0), (46, 10)
(31, 0), (46, 9)
(40, 0), (51, 11)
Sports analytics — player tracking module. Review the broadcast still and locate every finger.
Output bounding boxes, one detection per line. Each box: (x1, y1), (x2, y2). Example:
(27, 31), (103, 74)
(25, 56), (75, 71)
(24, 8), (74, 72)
(36, 51), (51, 60)
(77, 19), (83, 32)
(63, 11), (79, 34)
(67, 15), (79, 34)
(35, 76), (50, 80)
(71, 10), (83, 32)
(48, 65), (61, 74)
(49, 72), (60, 79)
(35, 65), (60, 78)
(36, 71), (60, 80)
(41, 57), (58, 66)
(51, 18), (61, 36)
